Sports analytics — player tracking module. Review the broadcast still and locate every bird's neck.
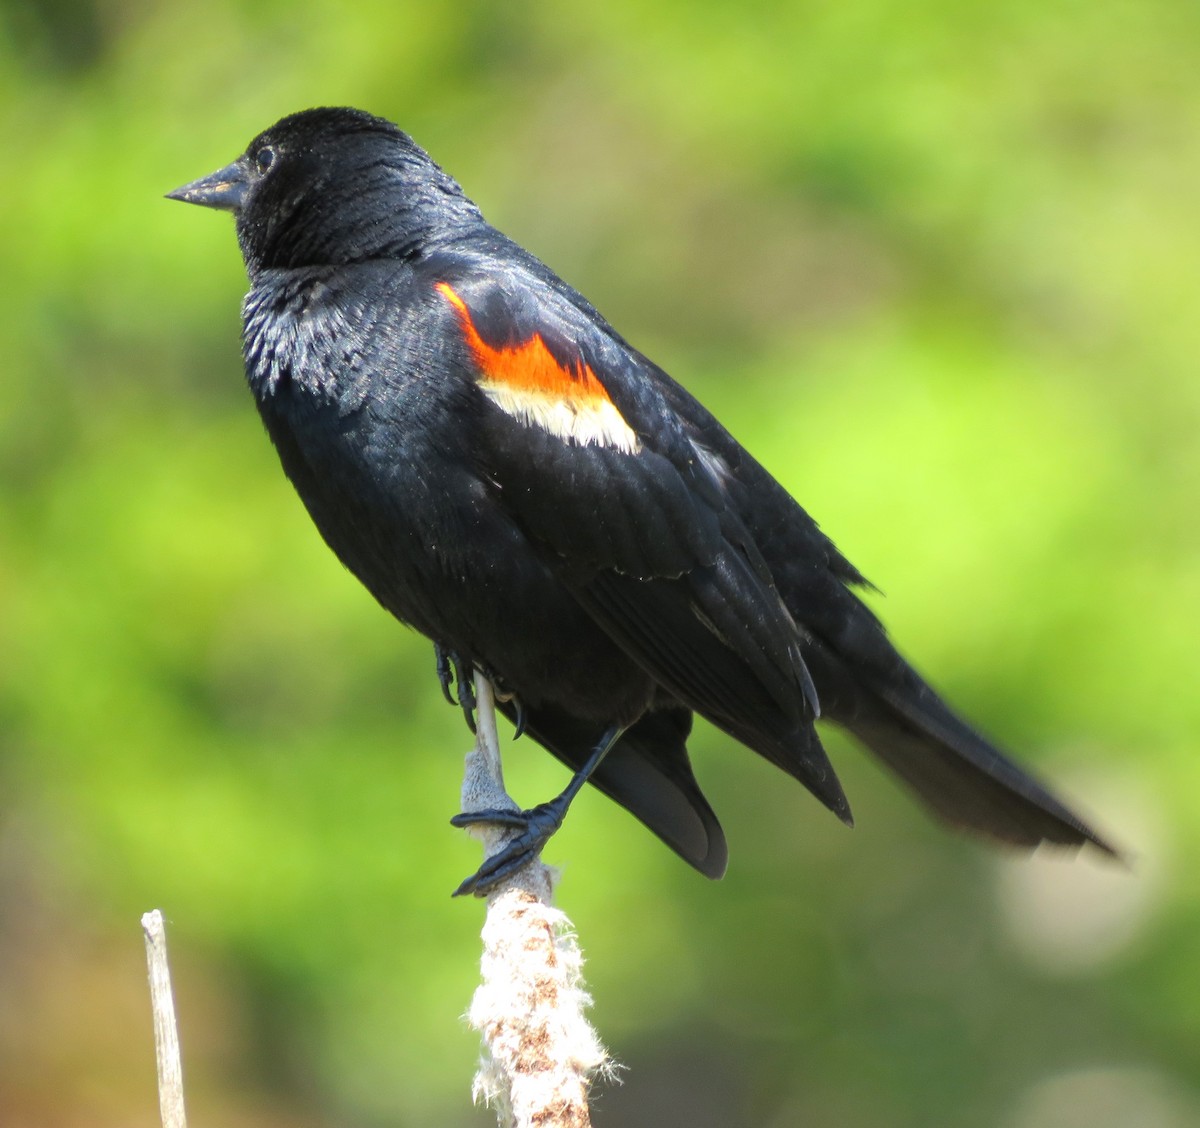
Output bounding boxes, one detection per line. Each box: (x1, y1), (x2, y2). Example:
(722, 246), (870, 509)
(242, 178), (486, 276)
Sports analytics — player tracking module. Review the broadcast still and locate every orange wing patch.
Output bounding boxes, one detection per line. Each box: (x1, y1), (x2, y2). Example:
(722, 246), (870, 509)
(437, 282), (641, 454)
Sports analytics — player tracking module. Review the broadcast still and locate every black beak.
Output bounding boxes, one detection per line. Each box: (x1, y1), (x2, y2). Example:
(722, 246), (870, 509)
(166, 159), (250, 211)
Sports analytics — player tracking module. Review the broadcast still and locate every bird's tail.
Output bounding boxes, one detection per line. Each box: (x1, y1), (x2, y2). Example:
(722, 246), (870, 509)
(807, 641), (1120, 856)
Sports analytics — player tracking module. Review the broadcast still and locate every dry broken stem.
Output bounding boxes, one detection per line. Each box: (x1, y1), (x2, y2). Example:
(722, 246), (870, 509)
(141, 909), (188, 1128)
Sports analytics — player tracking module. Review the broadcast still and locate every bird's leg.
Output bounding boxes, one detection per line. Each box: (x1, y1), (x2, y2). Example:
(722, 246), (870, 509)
(433, 644), (477, 733)
(450, 722), (626, 897)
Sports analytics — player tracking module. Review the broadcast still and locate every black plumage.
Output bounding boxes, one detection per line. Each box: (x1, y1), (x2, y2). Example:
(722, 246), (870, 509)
(168, 107), (1116, 892)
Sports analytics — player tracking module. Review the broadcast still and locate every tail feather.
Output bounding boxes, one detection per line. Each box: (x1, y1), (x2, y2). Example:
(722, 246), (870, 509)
(805, 640), (1119, 856)
(713, 712), (854, 828)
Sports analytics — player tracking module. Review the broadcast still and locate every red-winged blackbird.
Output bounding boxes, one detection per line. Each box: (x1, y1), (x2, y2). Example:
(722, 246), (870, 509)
(169, 108), (1116, 895)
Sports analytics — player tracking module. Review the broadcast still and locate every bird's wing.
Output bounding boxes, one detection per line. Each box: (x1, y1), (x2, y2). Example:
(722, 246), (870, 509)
(432, 273), (724, 578)
(432, 267), (846, 815)
(645, 356), (1118, 856)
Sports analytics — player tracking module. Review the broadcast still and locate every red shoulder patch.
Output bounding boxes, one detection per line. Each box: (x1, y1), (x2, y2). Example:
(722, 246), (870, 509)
(437, 282), (640, 453)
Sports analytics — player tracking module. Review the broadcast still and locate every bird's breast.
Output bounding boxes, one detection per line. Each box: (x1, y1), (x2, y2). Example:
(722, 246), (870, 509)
(241, 272), (378, 414)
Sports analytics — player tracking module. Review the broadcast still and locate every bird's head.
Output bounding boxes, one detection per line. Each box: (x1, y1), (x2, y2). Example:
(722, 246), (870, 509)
(167, 107), (482, 274)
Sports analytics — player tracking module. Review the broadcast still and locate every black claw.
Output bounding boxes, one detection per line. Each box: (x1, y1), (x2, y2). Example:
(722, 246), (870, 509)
(453, 847), (540, 897)
(434, 644), (457, 706)
(433, 645), (477, 733)
(450, 807), (531, 830)
(456, 658), (477, 733)
(490, 679), (527, 741)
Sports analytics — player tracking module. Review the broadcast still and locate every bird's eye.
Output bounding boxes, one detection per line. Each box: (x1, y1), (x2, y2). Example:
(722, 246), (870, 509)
(254, 146), (277, 174)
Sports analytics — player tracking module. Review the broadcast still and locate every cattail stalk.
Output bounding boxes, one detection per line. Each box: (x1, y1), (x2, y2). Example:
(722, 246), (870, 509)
(460, 672), (611, 1127)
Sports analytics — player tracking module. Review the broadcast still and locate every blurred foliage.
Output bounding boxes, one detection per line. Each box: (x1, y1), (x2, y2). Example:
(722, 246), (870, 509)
(0, 1), (1197, 1125)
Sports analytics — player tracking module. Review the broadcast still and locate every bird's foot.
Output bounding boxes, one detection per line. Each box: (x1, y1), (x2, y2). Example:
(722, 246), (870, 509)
(435, 644), (456, 706)
(434, 644), (477, 732)
(449, 798), (567, 897)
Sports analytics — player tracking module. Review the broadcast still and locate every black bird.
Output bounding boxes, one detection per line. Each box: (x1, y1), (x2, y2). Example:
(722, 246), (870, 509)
(168, 107), (1116, 895)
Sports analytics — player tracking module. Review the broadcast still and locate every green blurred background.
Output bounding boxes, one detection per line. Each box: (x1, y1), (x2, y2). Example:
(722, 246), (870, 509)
(1, 1), (1197, 1125)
